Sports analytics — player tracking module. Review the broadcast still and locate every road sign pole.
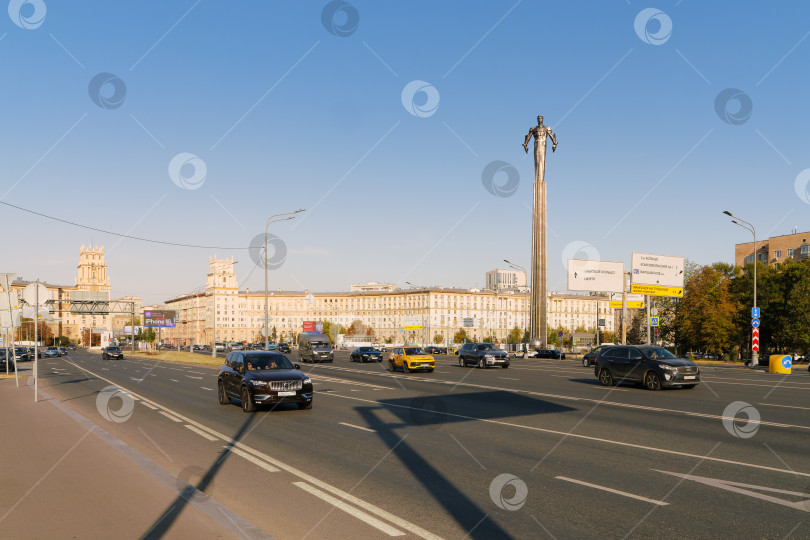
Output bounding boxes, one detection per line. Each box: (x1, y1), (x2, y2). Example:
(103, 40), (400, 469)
(645, 295), (650, 345)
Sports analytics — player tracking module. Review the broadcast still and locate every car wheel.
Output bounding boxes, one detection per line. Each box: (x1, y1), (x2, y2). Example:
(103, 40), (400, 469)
(241, 387), (256, 412)
(599, 368), (614, 386)
(388, 360), (395, 372)
(644, 371), (662, 391)
(582, 357), (590, 367)
(218, 381), (229, 405)
(502, 364), (509, 369)
(478, 358), (486, 369)
(428, 369), (434, 373)
(682, 384), (696, 389)
(403, 362), (410, 373)
(458, 356), (465, 367)
(297, 401), (312, 410)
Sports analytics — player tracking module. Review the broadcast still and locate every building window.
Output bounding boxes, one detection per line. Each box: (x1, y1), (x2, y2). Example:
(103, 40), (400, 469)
(744, 255), (754, 264)
(802, 245), (810, 255)
(788, 248), (795, 257)
(774, 250), (781, 259)
(758, 253), (767, 262)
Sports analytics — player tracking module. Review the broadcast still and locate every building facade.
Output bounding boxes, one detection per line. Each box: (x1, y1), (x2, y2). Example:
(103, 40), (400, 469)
(735, 231), (810, 267)
(162, 258), (616, 346)
(5, 246), (114, 344)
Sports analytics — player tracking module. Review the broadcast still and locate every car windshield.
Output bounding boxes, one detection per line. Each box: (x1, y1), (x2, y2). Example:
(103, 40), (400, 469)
(477, 344), (497, 351)
(358, 347), (375, 352)
(244, 355), (294, 370)
(404, 347), (426, 355)
(643, 347), (677, 360)
(311, 341), (330, 348)
(108, 347), (121, 352)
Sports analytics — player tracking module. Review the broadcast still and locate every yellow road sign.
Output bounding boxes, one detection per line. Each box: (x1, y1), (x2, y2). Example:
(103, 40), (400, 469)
(631, 283), (683, 297)
(609, 301), (645, 309)
(403, 325), (423, 330)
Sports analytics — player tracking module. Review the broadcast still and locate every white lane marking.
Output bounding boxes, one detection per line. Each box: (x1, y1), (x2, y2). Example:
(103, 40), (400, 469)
(309, 374), (391, 390)
(201, 386), (213, 391)
(159, 411), (182, 423)
(225, 446), (279, 472)
(758, 403), (810, 411)
(141, 402), (158, 410)
(594, 386), (628, 392)
(498, 377), (518, 381)
(655, 470), (810, 512)
(185, 424), (218, 442)
(339, 422), (375, 433)
(186, 375), (203, 380)
(170, 379), (179, 383)
(60, 358), (443, 540)
(556, 476), (669, 506)
(310, 364), (810, 432)
(323, 393), (810, 479)
(293, 482), (405, 537)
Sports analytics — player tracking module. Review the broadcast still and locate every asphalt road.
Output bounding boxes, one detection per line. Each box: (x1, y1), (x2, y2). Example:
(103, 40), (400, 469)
(15, 349), (810, 539)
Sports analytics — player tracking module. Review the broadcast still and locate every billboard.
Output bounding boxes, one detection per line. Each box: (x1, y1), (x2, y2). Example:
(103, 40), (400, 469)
(631, 253), (685, 297)
(302, 321), (324, 333)
(567, 260), (624, 293)
(143, 310), (176, 328)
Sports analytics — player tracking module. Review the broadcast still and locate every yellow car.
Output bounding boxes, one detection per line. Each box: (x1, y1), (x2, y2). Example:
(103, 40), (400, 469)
(389, 346), (435, 373)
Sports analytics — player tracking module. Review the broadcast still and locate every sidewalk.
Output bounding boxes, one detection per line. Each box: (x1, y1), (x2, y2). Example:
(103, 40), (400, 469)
(0, 379), (245, 539)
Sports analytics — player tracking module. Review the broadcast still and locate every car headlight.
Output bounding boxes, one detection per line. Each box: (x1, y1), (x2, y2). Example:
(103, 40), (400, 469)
(484, 354), (494, 360)
(659, 364), (677, 372)
(302, 377), (311, 385)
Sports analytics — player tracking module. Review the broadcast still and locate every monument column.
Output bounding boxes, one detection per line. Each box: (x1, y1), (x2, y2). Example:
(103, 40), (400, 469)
(523, 115), (557, 347)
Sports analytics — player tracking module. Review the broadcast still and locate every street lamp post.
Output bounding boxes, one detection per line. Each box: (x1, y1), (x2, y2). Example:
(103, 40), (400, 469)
(723, 210), (758, 369)
(504, 260), (529, 350)
(264, 210), (305, 351)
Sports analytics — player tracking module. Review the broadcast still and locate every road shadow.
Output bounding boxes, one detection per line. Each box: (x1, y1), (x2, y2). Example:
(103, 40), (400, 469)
(354, 390), (576, 538)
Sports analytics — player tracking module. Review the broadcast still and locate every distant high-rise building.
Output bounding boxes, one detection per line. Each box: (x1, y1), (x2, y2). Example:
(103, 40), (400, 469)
(734, 231), (810, 267)
(485, 269), (528, 292)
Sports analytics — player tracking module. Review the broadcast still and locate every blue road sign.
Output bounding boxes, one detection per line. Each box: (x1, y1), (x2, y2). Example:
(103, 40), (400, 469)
(752, 318), (760, 328)
(782, 356), (792, 369)
(650, 317), (660, 327)
(752, 307), (760, 318)
(557, 331), (564, 338)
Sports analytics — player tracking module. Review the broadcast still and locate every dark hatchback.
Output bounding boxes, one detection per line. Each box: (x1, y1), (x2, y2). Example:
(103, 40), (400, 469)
(350, 346), (382, 363)
(425, 346), (447, 355)
(594, 345), (700, 390)
(582, 345), (613, 367)
(102, 346), (124, 360)
(218, 351), (313, 413)
(531, 349), (566, 360)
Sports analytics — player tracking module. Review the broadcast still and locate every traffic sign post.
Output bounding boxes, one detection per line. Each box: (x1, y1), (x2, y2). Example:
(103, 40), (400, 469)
(752, 307), (760, 318)
(752, 318), (760, 329)
(650, 317), (660, 327)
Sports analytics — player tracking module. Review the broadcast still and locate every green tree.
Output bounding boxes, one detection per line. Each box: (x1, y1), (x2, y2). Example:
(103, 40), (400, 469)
(507, 326), (522, 344)
(433, 334), (443, 344)
(674, 262), (736, 357)
(453, 329), (469, 343)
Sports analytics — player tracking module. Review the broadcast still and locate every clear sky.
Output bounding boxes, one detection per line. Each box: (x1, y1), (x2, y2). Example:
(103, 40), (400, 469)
(2, 1), (809, 305)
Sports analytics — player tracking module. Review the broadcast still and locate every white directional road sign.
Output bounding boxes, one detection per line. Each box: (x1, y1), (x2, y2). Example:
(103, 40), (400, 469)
(631, 253), (685, 297)
(567, 260), (624, 293)
(403, 316), (422, 330)
(23, 282), (49, 306)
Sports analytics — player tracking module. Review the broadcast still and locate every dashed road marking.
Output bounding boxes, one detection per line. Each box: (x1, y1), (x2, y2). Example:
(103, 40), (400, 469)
(159, 411), (182, 423)
(339, 422), (375, 433)
(556, 476), (669, 506)
(185, 424), (219, 441)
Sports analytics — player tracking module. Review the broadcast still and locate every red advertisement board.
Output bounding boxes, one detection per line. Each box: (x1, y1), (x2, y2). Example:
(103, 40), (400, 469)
(303, 321), (315, 333)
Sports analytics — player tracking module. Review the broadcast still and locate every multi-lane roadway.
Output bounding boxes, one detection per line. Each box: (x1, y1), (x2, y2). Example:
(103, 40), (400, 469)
(14, 349), (810, 538)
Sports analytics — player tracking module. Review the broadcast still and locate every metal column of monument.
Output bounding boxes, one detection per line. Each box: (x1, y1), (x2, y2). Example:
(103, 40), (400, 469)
(523, 115), (557, 347)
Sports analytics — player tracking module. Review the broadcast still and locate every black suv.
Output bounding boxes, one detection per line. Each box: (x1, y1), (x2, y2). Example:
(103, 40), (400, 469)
(458, 342), (510, 369)
(102, 346), (124, 360)
(594, 345), (699, 390)
(218, 351), (313, 413)
(582, 345), (613, 367)
(277, 343), (291, 354)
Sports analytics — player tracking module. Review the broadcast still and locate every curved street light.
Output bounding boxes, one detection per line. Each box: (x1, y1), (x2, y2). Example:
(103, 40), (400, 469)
(723, 210), (758, 369)
(264, 210), (305, 351)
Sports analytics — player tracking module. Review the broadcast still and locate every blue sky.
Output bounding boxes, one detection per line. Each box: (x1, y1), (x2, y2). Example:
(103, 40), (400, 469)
(2, 1), (809, 305)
